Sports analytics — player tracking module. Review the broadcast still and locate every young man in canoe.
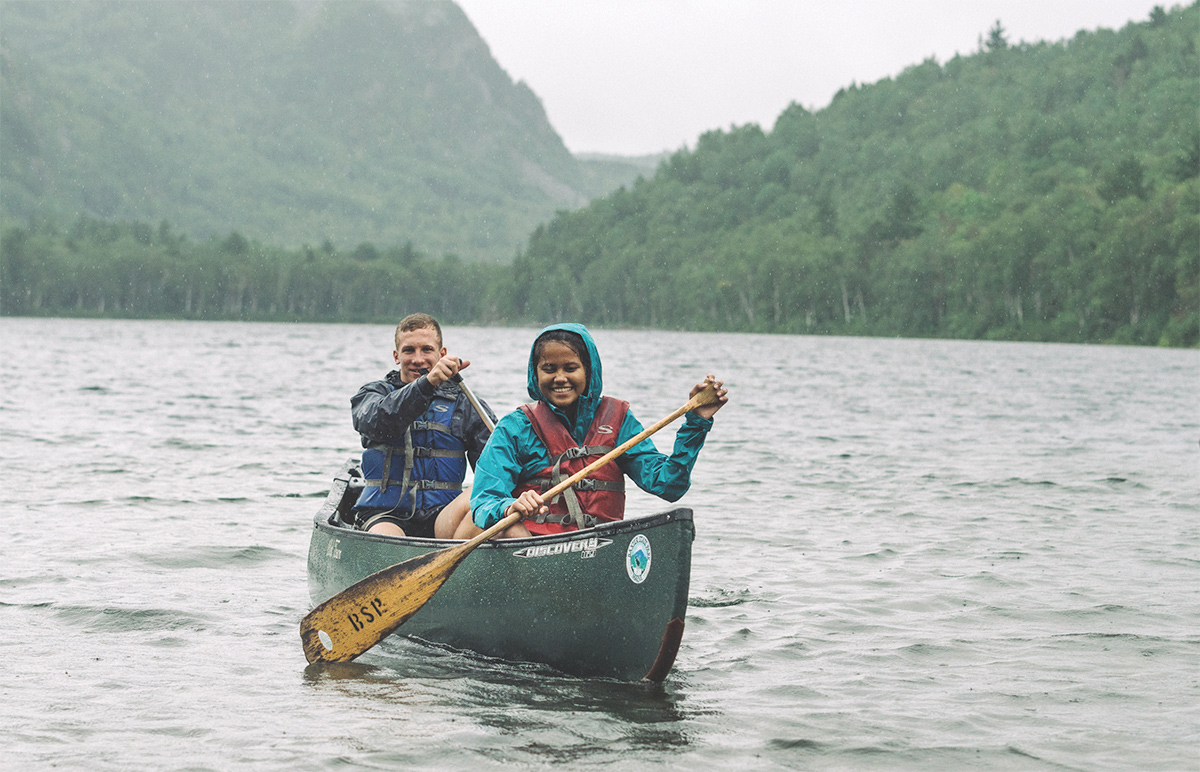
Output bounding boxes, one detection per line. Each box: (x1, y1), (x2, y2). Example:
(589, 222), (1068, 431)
(459, 322), (727, 539)
(350, 313), (495, 538)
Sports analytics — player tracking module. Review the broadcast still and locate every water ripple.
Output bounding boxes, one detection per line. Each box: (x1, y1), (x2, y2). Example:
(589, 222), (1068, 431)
(47, 604), (212, 633)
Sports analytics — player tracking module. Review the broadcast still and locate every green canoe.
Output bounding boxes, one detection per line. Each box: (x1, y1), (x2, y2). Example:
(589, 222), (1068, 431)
(306, 461), (696, 681)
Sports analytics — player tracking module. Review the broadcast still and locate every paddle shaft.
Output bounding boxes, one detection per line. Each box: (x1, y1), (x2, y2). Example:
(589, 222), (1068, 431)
(451, 373), (495, 432)
(420, 361), (493, 432)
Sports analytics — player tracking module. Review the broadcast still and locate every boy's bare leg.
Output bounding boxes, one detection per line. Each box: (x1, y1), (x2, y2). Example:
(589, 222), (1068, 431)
(452, 515), (532, 540)
(433, 490), (472, 539)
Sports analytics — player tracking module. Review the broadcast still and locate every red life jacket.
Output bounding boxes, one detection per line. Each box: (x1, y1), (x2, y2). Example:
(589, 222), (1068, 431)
(513, 396), (629, 535)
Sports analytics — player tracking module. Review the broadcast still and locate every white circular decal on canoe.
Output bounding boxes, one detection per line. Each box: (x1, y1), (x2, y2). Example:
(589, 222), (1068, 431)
(626, 535), (652, 584)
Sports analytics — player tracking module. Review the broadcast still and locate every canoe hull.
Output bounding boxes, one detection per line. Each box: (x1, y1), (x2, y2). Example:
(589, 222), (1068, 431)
(307, 462), (695, 681)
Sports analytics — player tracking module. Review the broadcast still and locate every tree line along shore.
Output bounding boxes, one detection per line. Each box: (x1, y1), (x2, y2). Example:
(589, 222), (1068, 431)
(2, 5), (1196, 346)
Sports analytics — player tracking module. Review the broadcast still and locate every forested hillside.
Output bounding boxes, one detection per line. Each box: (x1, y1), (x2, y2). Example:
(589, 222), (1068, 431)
(507, 4), (1198, 345)
(0, 0), (647, 262)
(2, 4), (1196, 346)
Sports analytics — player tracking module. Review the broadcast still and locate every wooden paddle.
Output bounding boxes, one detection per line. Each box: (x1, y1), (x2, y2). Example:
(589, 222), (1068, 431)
(300, 382), (722, 664)
(451, 372), (495, 432)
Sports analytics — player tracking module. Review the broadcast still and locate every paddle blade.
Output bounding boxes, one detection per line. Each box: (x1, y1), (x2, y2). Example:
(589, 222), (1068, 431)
(300, 543), (471, 664)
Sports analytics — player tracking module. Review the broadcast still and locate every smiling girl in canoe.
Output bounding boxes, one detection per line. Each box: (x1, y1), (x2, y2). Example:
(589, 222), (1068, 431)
(458, 323), (727, 539)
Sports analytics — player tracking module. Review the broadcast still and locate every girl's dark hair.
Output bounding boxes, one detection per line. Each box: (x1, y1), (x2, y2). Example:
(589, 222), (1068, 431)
(533, 329), (590, 375)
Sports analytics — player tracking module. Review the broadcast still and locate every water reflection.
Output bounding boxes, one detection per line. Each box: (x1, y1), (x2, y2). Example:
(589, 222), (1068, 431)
(461, 673), (699, 753)
(300, 638), (709, 755)
(302, 660), (385, 683)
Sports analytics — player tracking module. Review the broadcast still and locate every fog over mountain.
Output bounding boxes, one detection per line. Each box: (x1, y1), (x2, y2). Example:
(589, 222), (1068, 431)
(0, 0), (652, 261)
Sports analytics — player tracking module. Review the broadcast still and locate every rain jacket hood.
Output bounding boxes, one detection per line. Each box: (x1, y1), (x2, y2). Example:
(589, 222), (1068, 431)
(526, 322), (603, 443)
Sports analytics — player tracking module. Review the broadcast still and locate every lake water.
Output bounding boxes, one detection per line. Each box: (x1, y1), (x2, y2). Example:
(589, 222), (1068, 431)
(1, 317), (1197, 771)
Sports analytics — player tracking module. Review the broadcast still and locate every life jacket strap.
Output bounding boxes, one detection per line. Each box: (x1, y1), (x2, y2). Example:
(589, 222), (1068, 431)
(367, 444), (464, 460)
(380, 446), (394, 493)
(532, 448), (625, 530)
(365, 416), (466, 504)
(361, 478), (462, 491)
(534, 512), (601, 529)
(529, 478), (624, 493)
(411, 446), (467, 459)
(411, 420), (452, 433)
(557, 444), (610, 460)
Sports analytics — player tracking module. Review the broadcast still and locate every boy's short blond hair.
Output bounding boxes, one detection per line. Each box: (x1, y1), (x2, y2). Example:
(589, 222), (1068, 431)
(395, 313), (442, 349)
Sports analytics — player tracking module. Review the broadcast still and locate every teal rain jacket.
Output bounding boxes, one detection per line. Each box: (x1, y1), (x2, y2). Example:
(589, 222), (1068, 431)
(469, 323), (713, 529)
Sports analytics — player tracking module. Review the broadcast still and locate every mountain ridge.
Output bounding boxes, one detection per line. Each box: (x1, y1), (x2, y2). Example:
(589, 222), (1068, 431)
(0, 0), (645, 261)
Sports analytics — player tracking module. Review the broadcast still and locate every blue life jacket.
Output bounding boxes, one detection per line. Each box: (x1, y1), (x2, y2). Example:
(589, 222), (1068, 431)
(354, 389), (467, 521)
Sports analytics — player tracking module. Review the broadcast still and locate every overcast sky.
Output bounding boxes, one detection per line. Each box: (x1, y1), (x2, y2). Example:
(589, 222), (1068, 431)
(455, 0), (1172, 156)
